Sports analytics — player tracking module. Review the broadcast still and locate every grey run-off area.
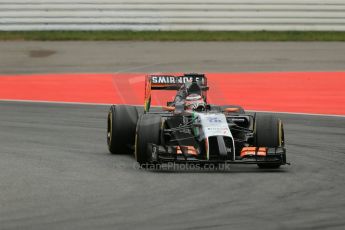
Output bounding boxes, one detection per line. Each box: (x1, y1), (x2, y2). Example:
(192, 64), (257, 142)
(0, 41), (345, 74)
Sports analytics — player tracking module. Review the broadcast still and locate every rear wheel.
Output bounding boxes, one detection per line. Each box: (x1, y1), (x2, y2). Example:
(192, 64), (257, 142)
(107, 105), (139, 154)
(135, 114), (161, 166)
(255, 114), (285, 169)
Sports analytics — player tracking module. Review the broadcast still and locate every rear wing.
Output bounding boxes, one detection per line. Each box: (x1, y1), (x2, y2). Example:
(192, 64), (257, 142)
(144, 73), (208, 112)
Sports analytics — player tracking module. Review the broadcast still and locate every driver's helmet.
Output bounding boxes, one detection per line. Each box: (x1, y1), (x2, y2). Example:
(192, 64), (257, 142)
(185, 94), (206, 111)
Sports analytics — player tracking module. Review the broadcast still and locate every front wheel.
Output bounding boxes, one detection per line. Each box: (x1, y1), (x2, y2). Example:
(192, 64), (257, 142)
(255, 114), (285, 169)
(135, 114), (161, 166)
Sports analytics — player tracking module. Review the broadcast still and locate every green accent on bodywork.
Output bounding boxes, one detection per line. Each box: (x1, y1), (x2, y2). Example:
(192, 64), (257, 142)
(144, 97), (151, 112)
(192, 112), (199, 137)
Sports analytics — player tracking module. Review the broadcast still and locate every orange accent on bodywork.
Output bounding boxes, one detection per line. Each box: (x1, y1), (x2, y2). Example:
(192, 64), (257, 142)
(205, 138), (209, 160)
(240, 147), (267, 158)
(224, 107), (240, 113)
(176, 146), (198, 156)
(162, 106), (175, 112)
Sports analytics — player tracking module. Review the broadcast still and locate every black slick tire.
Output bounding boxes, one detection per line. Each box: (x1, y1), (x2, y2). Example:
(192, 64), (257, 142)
(135, 114), (161, 166)
(107, 105), (138, 154)
(255, 114), (285, 169)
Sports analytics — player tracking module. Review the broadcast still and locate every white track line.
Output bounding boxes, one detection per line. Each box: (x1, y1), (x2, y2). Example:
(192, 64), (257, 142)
(246, 110), (345, 118)
(0, 99), (112, 106)
(1, 99), (344, 118)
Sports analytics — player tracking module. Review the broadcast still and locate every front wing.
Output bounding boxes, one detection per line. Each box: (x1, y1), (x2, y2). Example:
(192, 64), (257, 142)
(149, 144), (288, 165)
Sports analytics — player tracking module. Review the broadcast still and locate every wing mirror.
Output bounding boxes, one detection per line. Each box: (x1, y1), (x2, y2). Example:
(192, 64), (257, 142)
(224, 107), (240, 113)
(162, 106), (175, 112)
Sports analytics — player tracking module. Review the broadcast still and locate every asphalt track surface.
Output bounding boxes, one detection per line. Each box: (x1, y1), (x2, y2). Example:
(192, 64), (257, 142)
(0, 41), (345, 74)
(0, 101), (345, 230)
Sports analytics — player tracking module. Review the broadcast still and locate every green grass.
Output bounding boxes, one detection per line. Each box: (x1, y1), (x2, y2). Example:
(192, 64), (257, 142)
(0, 31), (344, 41)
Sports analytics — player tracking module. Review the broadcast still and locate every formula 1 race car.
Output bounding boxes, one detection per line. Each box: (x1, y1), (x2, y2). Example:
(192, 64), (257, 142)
(107, 73), (287, 169)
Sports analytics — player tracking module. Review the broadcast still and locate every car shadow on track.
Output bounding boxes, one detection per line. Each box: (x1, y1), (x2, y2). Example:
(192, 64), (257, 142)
(108, 152), (289, 174)
(143, 164), (289, 174)
(148, 169), (288, 174)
